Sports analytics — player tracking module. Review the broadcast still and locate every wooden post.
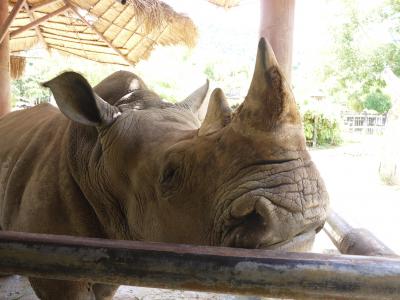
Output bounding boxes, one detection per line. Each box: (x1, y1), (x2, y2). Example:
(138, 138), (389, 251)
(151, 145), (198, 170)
(259, 0), (295, 83)
(0, 0), (26, 44)
(0, 0), (10, 117)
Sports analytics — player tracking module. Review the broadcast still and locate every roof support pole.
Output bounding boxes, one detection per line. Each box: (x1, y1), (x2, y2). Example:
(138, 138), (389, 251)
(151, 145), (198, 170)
(0, 0), (11, 117)
(0, 0), (27, 44)
(259, 0), (295, 83)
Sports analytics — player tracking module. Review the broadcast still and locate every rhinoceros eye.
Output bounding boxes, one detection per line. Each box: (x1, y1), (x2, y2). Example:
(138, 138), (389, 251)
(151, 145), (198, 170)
(159, 159), (182, 192)
(160, 166), (178, 185)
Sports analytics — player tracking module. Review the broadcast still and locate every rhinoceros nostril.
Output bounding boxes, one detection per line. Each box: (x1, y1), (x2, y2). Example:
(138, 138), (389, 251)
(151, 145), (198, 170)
(228, 210), (267, 249)
(242, 210), (264, 228)
(230, 196), (257, 219)
(226, 196), (289, 248)
(315, 222), (325, 233)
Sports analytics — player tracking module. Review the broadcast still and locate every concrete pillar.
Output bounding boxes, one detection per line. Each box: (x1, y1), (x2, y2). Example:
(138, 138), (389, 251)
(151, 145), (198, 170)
(259, 0), (295, 83)
(0, 0), (10, 117)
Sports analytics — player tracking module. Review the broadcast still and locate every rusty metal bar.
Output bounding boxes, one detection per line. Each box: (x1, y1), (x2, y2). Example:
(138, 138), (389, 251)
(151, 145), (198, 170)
(1, 231), (400, 299)
(0, 0), (26, 44)
(10, 5), (69, 38)
(324, 210), (398, 257)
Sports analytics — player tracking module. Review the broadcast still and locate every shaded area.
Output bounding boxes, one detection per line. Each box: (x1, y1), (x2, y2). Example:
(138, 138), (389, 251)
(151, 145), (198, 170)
(0, 275), (256, 300)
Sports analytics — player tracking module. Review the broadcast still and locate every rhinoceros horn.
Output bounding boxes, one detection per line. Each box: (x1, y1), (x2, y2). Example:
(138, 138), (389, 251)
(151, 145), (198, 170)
(198, 88), (231, 136)
(177, 80), (210, 121)
(43, 72), (120, 127)
(235, 38), (301, 130)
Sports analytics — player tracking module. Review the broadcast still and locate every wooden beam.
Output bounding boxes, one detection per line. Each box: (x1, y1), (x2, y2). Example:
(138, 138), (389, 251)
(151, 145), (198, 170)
(65, 0), (133, 66)
(10, 5), (69, 38)
(23, 3), (49, 51)
(30, 0), (62, 12)
(0, 0), (11, 117)
(324, 210), (398, 257)
(1, 231), (400, 299)
(259, 0), (295, 83)
(0, 0), (26, 44)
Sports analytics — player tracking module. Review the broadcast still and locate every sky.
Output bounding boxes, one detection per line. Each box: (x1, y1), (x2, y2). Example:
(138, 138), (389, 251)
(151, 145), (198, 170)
(149, 0), (335, 100)
(155, 0), (391, 101)
(20, 0), (393, 104)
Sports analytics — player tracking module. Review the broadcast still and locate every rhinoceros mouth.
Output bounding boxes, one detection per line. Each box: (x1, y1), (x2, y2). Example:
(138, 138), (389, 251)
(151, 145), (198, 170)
(221, 218), (318, 252)
(258, 230), (317, 252)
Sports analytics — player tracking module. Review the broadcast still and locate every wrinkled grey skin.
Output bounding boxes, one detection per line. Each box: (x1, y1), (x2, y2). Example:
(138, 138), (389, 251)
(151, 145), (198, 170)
(0, 39), (329, 300)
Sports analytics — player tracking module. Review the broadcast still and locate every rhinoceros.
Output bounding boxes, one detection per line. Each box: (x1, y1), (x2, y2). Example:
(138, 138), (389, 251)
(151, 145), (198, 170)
(0, 38), (329, 299)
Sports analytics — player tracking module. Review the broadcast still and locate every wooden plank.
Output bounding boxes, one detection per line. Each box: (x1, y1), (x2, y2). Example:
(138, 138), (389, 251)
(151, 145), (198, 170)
(23, 3), (49, 51)
(0, 231), (400, 299)
(0, 0), (26, 44)
(30, 0), (62, 12)
(66, 0), (133, 66)
(10, 5), (69, 38)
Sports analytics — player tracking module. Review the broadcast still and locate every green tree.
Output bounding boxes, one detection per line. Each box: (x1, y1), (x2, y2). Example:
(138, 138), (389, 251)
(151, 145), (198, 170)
(323, 0), (399, 112)
(364, 90), (392, 113)
(381, 0), (400, 76)
(11, 54), (122, 107)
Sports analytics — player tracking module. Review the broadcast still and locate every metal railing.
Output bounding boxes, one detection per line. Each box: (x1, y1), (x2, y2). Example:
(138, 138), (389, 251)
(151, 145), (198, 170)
(0, 210), (399, 299)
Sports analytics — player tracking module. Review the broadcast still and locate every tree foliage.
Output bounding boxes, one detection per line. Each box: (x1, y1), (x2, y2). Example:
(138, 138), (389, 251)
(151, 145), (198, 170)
(364, 90), (392, 113)
(11, 61), (52, 106)
(300, 100), (342, 147)
(323, 0), (399, 113)
(303, 110), (342, 147)
(11, 54), (122, 107)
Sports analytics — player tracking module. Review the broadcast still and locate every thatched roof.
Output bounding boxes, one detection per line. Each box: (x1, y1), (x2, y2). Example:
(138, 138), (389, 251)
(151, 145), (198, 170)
(208, 0), (240, 9)
(8, 0), (198, 65)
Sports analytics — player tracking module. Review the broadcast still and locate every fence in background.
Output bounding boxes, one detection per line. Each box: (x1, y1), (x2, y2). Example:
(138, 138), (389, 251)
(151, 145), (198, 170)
(341, 112), (387, 135)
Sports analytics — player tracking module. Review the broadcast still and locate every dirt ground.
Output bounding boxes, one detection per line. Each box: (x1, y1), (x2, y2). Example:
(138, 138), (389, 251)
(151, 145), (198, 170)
(0, 276), (263, 300)
(1, 135), (398, 299)
(311, 134), (400, 253)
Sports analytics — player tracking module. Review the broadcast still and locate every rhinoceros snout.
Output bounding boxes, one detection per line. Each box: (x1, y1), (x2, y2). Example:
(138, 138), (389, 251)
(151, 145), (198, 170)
(223, 195), (325, 250)
(220, 162), (328, 250)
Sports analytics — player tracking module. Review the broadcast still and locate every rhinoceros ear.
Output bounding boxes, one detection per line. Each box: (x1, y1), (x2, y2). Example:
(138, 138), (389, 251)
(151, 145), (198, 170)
(43, 72), (120, 127)
(198, 88), (231, 136)
(177, 80), (210, 121)
(94, 70), (148, 105)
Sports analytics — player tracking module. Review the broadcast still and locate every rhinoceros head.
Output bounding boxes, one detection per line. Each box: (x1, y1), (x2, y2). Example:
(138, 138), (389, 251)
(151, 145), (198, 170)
(44, 38), (328, 250)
